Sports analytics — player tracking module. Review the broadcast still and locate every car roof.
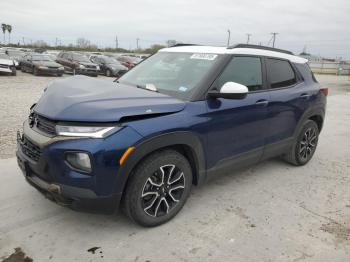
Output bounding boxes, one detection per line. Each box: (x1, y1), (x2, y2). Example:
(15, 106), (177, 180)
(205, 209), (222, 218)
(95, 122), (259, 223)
(159, 45), (307, 64)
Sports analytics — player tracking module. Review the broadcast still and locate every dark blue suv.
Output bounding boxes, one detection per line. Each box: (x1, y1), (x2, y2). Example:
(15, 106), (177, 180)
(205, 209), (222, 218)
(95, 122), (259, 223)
(16, 44), (327, 226)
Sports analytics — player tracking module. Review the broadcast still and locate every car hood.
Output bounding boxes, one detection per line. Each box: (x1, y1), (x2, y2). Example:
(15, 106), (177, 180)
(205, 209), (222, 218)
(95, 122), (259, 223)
(33, 61), (62, 67)
(34, 75), (186, 122)
(0, 58), (13, 65)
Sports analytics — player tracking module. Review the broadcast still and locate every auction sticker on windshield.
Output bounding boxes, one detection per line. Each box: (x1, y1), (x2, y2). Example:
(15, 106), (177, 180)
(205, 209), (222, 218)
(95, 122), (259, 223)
(190, 53), (218, 60)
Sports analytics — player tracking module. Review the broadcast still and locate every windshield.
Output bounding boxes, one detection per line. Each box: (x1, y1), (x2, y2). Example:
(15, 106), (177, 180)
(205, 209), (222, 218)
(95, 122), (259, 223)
(118, 52), (221, 100)
(102, 56), (120, 64)
(73, 54), (90, 62)
(32, 55), (53, 61)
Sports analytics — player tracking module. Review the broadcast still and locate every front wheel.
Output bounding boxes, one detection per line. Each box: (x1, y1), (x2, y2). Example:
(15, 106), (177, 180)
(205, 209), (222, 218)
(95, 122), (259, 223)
(11, 66), (16, 76)
(122, 149), (192, 227)
(105, 69), (112, 77)
(283, 120), (319, 166)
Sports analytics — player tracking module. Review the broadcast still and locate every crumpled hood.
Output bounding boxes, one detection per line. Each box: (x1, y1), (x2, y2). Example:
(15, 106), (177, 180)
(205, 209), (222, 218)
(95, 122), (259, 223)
(34, 75), (186, 122)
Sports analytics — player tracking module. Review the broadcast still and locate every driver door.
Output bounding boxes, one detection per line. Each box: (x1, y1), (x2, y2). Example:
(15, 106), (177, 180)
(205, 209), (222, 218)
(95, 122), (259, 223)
(205, 56), (270, 175)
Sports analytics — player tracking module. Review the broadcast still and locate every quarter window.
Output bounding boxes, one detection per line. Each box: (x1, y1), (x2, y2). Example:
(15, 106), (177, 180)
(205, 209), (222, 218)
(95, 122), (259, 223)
(267, 58), (297, 88)
(215, 56), (263, 92)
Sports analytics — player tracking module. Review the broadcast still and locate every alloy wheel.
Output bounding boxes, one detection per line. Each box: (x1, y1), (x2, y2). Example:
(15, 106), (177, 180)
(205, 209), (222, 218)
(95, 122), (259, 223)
(299, 127), (317, 161)
(141, 164), (185, 217)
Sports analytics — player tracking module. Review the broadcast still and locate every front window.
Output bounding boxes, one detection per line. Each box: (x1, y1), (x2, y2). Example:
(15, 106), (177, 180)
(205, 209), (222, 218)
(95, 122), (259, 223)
(31, 55), (53, 61)
(118, 52), (221, 100)
(72, 54), (91, 63)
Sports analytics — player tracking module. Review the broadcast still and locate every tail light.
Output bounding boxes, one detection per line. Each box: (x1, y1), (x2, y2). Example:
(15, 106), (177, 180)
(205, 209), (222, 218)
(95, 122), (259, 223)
(320, 87), (328, 96)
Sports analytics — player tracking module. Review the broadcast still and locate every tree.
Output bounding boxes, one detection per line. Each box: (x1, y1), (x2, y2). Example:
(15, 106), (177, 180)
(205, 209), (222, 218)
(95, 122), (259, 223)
(76, 38), (91, 48)
(6, 25), (12, 43)
(33, 40), (48, 47)
(166, 40), (177, 47)
(1, 24), (6, 44)
(143, 44), (166, 54)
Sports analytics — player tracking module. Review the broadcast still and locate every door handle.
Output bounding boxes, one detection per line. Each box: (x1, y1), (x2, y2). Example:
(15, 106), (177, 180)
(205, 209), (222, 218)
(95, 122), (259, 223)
(300, 93), (310, 99)
(255, 100), (269, 106)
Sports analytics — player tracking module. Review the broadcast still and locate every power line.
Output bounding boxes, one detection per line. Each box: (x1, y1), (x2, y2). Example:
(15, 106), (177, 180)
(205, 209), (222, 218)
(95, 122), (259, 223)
(271, 32), (278, 47)
(246, 34), (251, 44)
(227, 29), (231, 47)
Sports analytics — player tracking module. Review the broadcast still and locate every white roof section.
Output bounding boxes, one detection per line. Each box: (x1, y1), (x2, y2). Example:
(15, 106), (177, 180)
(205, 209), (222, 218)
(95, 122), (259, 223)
(159, 46), (308, 64)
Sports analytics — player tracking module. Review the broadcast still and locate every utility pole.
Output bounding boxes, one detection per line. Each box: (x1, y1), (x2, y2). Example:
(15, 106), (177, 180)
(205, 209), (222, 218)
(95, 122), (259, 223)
(55, 37), (58, 46)
(246, 34), (251, 44)
(136, 38), (140, 49)
(227, 30), (231, 47)
(271, 32), (278, 47)
(115, 35), (118, 49)
(22, 37), (25, 45)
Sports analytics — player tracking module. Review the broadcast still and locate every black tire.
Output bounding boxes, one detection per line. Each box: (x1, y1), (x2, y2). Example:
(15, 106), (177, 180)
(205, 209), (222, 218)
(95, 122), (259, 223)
(11, 66), (16, 76)
(106, 69), (112, 77)
(21, 66), (25, 72)
(122, 149), (192, 227)
(33, 67), (39, 76)
(283, 120), (319, 166)
(57, 73), (63, 77)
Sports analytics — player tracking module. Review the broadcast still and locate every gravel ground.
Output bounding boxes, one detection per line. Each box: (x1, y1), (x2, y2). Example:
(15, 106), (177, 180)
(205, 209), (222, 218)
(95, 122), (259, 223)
(0, 72), (113, 159)
(0, 72), (349, 262)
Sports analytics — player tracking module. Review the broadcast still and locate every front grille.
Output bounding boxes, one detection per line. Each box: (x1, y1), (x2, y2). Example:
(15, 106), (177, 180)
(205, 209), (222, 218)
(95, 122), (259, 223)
(0, 64), (9, 68)
(20, 136), (42, 162)
(35, 115), (56, 135)
(48, 66), (58, 69)
(85, 65), (96, 69)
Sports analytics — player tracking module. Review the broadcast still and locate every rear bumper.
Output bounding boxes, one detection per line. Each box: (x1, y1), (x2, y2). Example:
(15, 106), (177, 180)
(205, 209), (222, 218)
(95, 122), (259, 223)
(76, 69), (98, 76)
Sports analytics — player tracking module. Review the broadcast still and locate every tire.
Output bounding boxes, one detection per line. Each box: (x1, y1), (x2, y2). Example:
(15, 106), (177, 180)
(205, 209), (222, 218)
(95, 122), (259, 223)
(106, 69), (112, 77)
(21, 66), (25, 73)
(11, 67), (16, 76)
(122, 149), (192, 227)
(57, 73), (63, 77)
(283, 120), (319, 166)
(33, 67), (39, 76)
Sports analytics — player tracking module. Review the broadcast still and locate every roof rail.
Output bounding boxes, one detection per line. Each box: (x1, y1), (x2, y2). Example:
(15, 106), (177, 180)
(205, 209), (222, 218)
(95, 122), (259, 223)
(169, 43), (198, 47)
(228, 44), (294, 55)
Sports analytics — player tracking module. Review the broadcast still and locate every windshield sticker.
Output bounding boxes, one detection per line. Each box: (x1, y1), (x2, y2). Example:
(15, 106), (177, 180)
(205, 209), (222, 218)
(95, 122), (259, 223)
(190, 53), (217, 60)
(179, 86), (188, 92)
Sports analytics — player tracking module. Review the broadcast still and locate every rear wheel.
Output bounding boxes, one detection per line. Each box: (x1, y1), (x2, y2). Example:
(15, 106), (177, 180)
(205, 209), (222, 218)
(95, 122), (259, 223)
(122, 149), (192, 227)
(106, 69), (112, 77)
(283, 120), (319, 166)
(33, 67), (39, 76)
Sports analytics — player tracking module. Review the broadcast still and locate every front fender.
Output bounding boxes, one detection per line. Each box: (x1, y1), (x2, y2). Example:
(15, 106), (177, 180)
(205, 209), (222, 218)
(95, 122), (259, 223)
(115, 131), (206, 195)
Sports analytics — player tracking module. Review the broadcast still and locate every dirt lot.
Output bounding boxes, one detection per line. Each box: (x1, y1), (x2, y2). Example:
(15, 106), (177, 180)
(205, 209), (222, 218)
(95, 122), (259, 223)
(0, 72), (350, 261)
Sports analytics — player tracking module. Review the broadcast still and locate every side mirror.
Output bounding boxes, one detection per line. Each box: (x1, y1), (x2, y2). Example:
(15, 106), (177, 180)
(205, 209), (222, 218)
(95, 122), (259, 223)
(208, 82), (248, 99)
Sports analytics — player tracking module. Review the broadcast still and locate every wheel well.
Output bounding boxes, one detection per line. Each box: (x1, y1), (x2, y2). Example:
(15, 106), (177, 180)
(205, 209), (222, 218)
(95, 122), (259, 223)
(309, 115), (323, 131)
(126, 144), (199, 187)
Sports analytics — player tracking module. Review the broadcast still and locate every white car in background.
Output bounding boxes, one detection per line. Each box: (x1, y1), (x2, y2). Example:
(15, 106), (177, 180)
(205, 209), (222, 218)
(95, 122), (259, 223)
(0, 53), (17, 76)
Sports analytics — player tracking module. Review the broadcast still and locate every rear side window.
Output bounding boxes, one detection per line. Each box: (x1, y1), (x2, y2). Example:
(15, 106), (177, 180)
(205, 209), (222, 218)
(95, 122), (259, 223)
(215, 56), (263, 91)
(267, 58), (297, 88)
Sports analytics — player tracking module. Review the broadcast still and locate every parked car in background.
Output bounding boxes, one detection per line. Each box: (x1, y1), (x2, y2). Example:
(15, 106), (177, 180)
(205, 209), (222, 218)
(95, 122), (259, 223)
(0, 53), (17, 76)
(5, 49), (25, 69)
(123, 55), (143, 64)
(21, 53), (64, 76)
(116, 56), (136, 69)
(91, 55), (128, 77)
(16, 44), (327, 226)
(56, 52), (99, 77)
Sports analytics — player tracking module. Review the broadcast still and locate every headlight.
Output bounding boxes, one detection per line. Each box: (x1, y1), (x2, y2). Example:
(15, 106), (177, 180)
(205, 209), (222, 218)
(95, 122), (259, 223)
(79, 64), (85, 69)
(96, 65), (100, 70)
(66, 152), (91, 173)
(59, 66), (64, 70)
(38, 65), (48, 69)
(56, 125), (121, 138)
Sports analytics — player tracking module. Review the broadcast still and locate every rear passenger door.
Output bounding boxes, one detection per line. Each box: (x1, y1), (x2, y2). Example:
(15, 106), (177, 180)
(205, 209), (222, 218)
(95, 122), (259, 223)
(263, 58), (310, 158)
(206, 56), (270, 174)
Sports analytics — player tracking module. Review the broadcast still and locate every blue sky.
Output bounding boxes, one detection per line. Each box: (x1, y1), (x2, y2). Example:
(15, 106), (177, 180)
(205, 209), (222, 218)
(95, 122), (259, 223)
(1, 0), (350, 58)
